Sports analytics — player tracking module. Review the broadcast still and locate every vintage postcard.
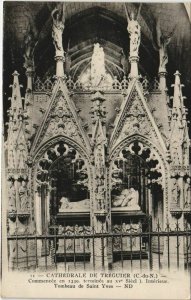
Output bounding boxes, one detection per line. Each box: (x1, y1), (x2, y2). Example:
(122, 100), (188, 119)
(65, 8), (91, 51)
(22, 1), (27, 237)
(1, 1), (191, 299)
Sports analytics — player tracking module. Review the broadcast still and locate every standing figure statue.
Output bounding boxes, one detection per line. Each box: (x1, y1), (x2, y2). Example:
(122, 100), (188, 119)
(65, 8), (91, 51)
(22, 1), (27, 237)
(91, 43), (106, 87)
(8, 181), (16, 213)
(51, 4), (65, 56)
(152, 19), (175, 72)
(171, 178), (181, 208)
(19, 181), (30, 212)
(23, 10), (39, 69)
(96, 177), (105, 211)
(184, 177), (191, 208)
(125, 4), (142, 57)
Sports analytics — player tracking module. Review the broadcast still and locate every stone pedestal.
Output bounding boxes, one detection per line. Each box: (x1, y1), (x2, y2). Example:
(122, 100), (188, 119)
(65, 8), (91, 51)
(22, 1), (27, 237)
(55, 56), (65, 78)
(26, 67), (34, 91)
(158, 70), (167, 92)
(129, 56), (139, 79)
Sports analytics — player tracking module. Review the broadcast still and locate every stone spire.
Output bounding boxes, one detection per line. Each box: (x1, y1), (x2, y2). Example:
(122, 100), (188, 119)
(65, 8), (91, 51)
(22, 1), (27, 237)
(169, 71), (190, 217)
(169, 71), (189, 170)
(7, 71), (24, 173)
(7, 71), (28, 173)
(171, 71), (186, 130)
(8, 71), (24, 133)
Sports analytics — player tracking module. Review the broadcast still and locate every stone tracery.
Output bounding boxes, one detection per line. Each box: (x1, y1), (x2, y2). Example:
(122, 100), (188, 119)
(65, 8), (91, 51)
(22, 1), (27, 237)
(4, 3), (190, 270)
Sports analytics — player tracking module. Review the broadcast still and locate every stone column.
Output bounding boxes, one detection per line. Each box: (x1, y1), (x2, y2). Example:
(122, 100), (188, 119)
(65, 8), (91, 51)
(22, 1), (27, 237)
(93, 215), (108, 271)
(35, 189), (42, 235)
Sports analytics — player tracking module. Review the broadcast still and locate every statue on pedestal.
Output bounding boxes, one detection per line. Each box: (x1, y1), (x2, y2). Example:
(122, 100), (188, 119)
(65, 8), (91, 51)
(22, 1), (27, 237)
(51, 5), (65, 57)
(19, 181), (30, 212)
(8, 181), (16, 213)
(125, 4), (142, 57)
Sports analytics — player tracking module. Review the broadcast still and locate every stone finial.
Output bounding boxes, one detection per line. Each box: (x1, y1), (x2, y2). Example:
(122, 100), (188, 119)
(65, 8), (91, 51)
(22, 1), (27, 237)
(10, 71), (23, 113)
(172, 71), (183, 112)
(169, 70), (189, 169)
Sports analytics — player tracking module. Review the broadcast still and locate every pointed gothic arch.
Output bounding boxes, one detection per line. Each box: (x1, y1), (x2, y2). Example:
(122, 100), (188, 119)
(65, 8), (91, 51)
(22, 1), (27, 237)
(31, 136), (93, 235)
(109, 135), (168, 230)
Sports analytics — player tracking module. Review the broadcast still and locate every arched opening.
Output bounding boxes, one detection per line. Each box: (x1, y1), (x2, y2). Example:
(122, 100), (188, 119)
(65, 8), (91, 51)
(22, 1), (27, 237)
(35, 141), (91, 262)
(110, 140), (164, 260)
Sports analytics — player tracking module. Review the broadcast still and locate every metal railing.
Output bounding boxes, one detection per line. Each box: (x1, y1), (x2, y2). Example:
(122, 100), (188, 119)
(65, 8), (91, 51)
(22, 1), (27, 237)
(7, 221), (191, 272)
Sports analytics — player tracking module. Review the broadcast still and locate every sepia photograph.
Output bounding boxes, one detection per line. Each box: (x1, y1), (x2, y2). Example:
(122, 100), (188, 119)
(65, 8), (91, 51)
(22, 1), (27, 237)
(1, 1), (191, 299)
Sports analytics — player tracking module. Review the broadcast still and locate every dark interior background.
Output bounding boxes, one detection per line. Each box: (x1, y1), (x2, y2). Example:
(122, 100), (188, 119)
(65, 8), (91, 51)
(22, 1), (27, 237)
(3, 2), (191, 137)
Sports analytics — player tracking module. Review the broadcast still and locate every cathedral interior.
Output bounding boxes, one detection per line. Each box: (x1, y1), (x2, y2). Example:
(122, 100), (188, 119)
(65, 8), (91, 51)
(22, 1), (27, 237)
(3, 2), (191, 270)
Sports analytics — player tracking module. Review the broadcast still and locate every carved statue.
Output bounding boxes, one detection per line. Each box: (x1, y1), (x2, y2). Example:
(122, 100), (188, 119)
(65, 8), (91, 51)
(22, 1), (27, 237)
(171, 178), (181, 207)
(91, 43), (106, 87)
(113, 188), (140, 210)
(23, 11), (39, 69)
(59, 197), (90, 212)
(17, 142), (27, 169)
(125, 4), (142, 57)
(95, 146), (105, 178)
(96, 177), (105, 210)
(51, 5), (65, 56)
(23, 33), (36, 68)
(8, 181), (16, 213)
(19, 181), (30, 212)
(8, 147), (15, 169)
(152, 19), (175, 72)
(184, 178), (191, 208)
